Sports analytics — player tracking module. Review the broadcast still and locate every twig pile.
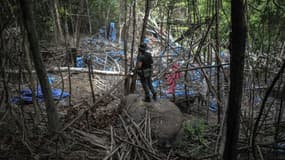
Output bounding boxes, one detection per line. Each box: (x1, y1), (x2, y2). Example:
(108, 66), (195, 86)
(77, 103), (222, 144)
(70, 109), (164, 160)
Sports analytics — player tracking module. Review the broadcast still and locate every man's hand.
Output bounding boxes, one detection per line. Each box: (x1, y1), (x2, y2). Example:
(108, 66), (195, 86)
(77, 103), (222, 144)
(129, 68), (137, 75)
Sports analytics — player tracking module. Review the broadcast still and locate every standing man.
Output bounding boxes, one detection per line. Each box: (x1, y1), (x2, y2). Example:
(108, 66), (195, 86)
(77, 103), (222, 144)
(136, 43), (157, 102)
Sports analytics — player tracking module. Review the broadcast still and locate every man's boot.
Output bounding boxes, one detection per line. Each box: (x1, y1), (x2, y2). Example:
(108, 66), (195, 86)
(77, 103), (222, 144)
(144, 96), (151, 102)
(152, 93), (157, 101)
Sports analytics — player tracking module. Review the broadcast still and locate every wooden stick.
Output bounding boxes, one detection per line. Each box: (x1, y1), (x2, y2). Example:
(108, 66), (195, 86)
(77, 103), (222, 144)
(103, 144), (122, 160)
(48, 67), (126, 76)
(257, 145), (264, 160)
(110, 126), (114, 160)
(123, 110), (155, 152)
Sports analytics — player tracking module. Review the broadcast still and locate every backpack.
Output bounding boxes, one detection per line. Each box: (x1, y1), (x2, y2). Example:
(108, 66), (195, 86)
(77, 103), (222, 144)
(142, 52), (153, 69)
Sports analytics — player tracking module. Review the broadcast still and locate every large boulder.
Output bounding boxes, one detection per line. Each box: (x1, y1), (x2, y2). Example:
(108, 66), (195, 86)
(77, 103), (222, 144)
(123, 94), (183, 143)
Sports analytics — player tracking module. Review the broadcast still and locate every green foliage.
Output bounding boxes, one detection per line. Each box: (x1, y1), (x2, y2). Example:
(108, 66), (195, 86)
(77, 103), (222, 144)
(89, 0), (120, 29)
(247, 0), (285, 50)
(183, 118), (206, 143)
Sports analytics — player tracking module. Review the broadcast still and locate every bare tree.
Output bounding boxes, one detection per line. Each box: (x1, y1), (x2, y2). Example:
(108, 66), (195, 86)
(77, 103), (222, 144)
(139, 0), (151, 44)
(130, 0), (151, 93)
(85, 0), (92, 34)
(123, 0), (129, 94)
(75, 0), (85, 48)
(51, 0), (64, 43)
(19, 0), (60, 133)
(222, 0), (246, 159)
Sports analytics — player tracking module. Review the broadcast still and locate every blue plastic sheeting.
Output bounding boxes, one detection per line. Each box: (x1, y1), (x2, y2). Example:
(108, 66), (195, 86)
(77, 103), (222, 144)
(108, 22), (116, 42)
(99, 27), (106, 37)
(275, 143), (285, 153)
(11, 86), (69, 104)
(187, 69), (202, 81)
(173, 90), (199, 97)
(48, 74), (55, 84)
(220, 51), (226, 58)
(107, 50), (124, 57)
(93, 56), (105, 65)
(152, 80), (162, 90)
(164, 90), (199, 98)
(88, 55), (106, 65)
(175, 84), (199, 96)
(209, 100), (217, 112)
(107, 50), (124, 61)
(75, 52), (123, 71)
(164, 84), (200, 97)
(76, 56), (85, 68)
(173, 47), (184, 56)
(118, 50), (124, 55)
(254, 95), (262, 105)
(144, 38), (149, 44)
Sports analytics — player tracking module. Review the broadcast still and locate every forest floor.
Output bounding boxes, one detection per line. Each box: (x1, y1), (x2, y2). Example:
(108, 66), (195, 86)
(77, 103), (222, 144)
(0, 68), (221, 159)
(1, 35), (285, 159)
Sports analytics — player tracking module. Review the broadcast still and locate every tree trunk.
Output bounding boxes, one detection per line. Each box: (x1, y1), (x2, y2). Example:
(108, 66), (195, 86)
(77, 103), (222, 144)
(23, 34), (41, 126)
(53, 0), (64, 42)
(215, 0), (221, 124)
(130, 0), (137, 72)
(139, 0), (151, 44)
(130, 0), (151, 93)
(222, 0), (246, 159)
(75, 0), (85, 48)
(105, 6), (111, 40)
(19, 0), (60, 134)
(123, 0), (130, 94)
(85, 0), (92, 34)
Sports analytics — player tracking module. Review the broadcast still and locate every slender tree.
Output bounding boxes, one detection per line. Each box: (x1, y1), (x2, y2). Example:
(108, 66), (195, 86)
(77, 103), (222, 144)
(215, 0), (221, 124)
(75, 0), (85, 48)
(123, 0), (129, 94)
(139, 0), (151, 44)
(130, 0), (151, 93)
(85, 0), (92, 34)
(53, 0), (64, 42)
(222, 0), (246, 159)
(19, 0), (60, 133)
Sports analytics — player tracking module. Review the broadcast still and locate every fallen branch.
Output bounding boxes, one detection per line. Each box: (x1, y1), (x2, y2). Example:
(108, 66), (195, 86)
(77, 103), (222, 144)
(102, 144), (122, 160)
(72, 128), (107, 150)
(48, 67), (125, 76)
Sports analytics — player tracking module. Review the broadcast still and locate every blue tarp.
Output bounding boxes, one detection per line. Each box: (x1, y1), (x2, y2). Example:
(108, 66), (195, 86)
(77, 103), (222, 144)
(75, 50), (123, 69)
(11, 75), (69, 104)
(76, 56), (85, 68)
(152, 80), (162, 90)
(48, 74), (55, 84)
(209, 100), (217, 112)
(188, 70), (202, 81)
(11, 86), (69, 104)
(108, 22), (116, 42)
(275, 143), (285, 153)
(144, 38), (149, 44)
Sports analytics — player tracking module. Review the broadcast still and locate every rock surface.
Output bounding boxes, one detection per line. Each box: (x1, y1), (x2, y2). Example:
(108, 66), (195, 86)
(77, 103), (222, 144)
(123, 94), (183, 143)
